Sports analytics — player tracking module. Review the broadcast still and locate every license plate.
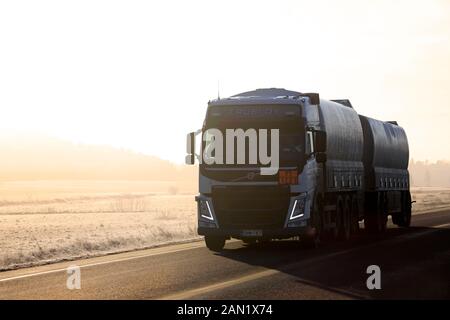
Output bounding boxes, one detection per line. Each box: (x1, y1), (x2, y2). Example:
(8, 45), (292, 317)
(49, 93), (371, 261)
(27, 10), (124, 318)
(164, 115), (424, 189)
(241, 229), (263, 237)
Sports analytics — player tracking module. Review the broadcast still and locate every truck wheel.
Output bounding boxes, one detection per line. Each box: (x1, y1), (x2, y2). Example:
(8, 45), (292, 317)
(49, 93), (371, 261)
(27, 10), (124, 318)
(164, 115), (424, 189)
(351, 195), (360, 234)
(392, 211), (401, 225)
(364, 193), (387, 233)
(242, 238), (257, 246)
(377, 193), (388, 233)
(365, 193), (387, 234)
(332, 197), (341, 240)
(205, 236), (226, 252)
(364, 213), (375, 233)
(365, 214), (385, 234)
(303, 194), (323, 248)
(395, 191), (412, 227)
(335, 196), (350, 241)
(341, 196), (352, 240)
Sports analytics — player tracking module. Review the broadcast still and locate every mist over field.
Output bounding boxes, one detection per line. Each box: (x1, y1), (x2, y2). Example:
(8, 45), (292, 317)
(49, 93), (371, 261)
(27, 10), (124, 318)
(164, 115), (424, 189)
(409, 160), (450, 188)
(0, 132), (196, 182)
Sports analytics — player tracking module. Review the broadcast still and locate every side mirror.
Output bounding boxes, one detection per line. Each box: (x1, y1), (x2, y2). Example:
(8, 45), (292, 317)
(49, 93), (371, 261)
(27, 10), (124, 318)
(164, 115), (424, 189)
(316, 152), (327, 163)
(303, 93), (320, 105)
(313, 130), (327, 153)
(185, 132), (196, 165)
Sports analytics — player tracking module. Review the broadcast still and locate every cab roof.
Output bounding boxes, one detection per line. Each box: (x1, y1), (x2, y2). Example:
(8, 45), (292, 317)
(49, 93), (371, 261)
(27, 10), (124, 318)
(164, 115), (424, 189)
(209, 88), (307, 106)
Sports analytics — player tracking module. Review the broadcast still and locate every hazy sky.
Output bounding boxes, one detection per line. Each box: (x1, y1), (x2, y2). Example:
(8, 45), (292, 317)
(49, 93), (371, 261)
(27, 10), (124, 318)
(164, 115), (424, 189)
(0, 0), (449, 163)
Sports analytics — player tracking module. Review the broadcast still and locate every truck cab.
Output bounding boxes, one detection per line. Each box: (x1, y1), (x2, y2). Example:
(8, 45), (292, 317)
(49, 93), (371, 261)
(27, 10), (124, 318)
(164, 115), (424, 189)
(188, 88), (327, 251)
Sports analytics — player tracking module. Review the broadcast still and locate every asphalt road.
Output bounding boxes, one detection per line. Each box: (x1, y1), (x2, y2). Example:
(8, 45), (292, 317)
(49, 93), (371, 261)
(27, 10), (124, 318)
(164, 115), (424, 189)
(0, 209), (449, 299)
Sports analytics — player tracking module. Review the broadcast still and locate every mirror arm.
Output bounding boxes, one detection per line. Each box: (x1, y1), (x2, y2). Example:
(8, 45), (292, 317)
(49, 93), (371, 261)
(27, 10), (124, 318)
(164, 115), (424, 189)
(185, 129), (202, 165)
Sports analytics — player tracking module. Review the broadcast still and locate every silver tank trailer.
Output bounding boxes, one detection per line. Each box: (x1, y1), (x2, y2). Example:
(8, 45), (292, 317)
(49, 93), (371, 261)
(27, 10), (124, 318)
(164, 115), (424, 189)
(359, 116), (410, 190)
(318, 99), (365, 192)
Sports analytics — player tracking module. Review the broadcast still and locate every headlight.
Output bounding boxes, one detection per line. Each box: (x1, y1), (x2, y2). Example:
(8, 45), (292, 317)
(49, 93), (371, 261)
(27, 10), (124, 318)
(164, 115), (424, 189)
(199, 200), (214, 221)
(289, 197), (306, 220)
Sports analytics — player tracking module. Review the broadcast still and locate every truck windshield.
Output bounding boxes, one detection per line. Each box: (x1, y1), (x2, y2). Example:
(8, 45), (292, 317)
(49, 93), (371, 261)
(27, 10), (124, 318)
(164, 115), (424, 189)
(202, 104), (305, 170)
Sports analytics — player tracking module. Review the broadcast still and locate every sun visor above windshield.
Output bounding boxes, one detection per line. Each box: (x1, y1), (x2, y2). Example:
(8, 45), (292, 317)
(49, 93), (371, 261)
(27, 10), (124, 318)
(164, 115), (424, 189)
(207, 104), (301, 120)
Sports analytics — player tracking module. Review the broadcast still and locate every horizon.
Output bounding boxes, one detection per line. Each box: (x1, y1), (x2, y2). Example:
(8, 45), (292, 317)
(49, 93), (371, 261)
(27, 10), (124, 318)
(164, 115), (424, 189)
(0, 131), (449, 189)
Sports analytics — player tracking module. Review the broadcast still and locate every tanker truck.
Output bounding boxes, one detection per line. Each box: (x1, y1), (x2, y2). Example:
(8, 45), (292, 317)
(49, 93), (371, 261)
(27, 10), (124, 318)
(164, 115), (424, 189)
(185, 88), (411, 251)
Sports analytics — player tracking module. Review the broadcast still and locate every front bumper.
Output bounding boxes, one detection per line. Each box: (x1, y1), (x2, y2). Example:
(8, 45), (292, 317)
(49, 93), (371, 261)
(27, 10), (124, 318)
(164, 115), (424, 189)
(196, 188), (312, 240)
(198, 226), (309, 239)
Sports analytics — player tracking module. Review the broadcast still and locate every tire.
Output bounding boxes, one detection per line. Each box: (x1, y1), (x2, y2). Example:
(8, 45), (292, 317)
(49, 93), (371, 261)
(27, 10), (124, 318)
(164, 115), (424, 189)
(395, 191), (412, 227)
(364, 213), (376, 233)
(303, 194), (323, 248)
(337, 195), (351, 241)
(377, 193), (388, 233)
(391, 211), (401, 225)
(365, 192), (387, 234)
(205, 236), (226, 252)
(350, 195), (360, 234)
(334, 196), (344, 240)
(342, 196), (352, 240)
(242, 238), (257, 246)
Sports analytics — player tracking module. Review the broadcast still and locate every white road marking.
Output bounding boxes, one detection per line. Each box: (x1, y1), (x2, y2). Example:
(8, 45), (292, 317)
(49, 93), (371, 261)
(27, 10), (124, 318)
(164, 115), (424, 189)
(0, 242), (206, 282)
(0, 239), (241, 283)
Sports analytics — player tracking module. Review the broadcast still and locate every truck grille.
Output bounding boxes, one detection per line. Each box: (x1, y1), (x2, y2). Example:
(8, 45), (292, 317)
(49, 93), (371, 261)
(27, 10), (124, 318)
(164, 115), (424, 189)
(212, 186), (290, 229)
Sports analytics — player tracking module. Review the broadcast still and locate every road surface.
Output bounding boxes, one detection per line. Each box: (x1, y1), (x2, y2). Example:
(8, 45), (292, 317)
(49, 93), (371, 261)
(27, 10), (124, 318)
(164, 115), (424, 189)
(0, 209), (449, 299)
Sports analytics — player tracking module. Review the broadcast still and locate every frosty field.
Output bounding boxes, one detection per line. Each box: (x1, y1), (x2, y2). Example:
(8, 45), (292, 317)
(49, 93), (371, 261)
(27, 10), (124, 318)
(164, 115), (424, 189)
(0, 181), (197, 270)
(0, 181), (449, 271)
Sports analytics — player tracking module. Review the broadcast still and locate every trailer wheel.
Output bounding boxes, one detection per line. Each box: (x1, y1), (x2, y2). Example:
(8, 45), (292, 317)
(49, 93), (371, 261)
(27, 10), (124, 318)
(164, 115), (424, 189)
(350, 194), (360, 234)
(205, 236), (226, 252)
(377, 192), (388, 233)
(242, 238), (257, 246)
(365, 192), (387, 234)
(334, 196), (349, 241)
(365, 214), (375, 233)
(395, 191), (412, 227)
(338, 196), (351, 241)
(345, 196), (352, 239)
